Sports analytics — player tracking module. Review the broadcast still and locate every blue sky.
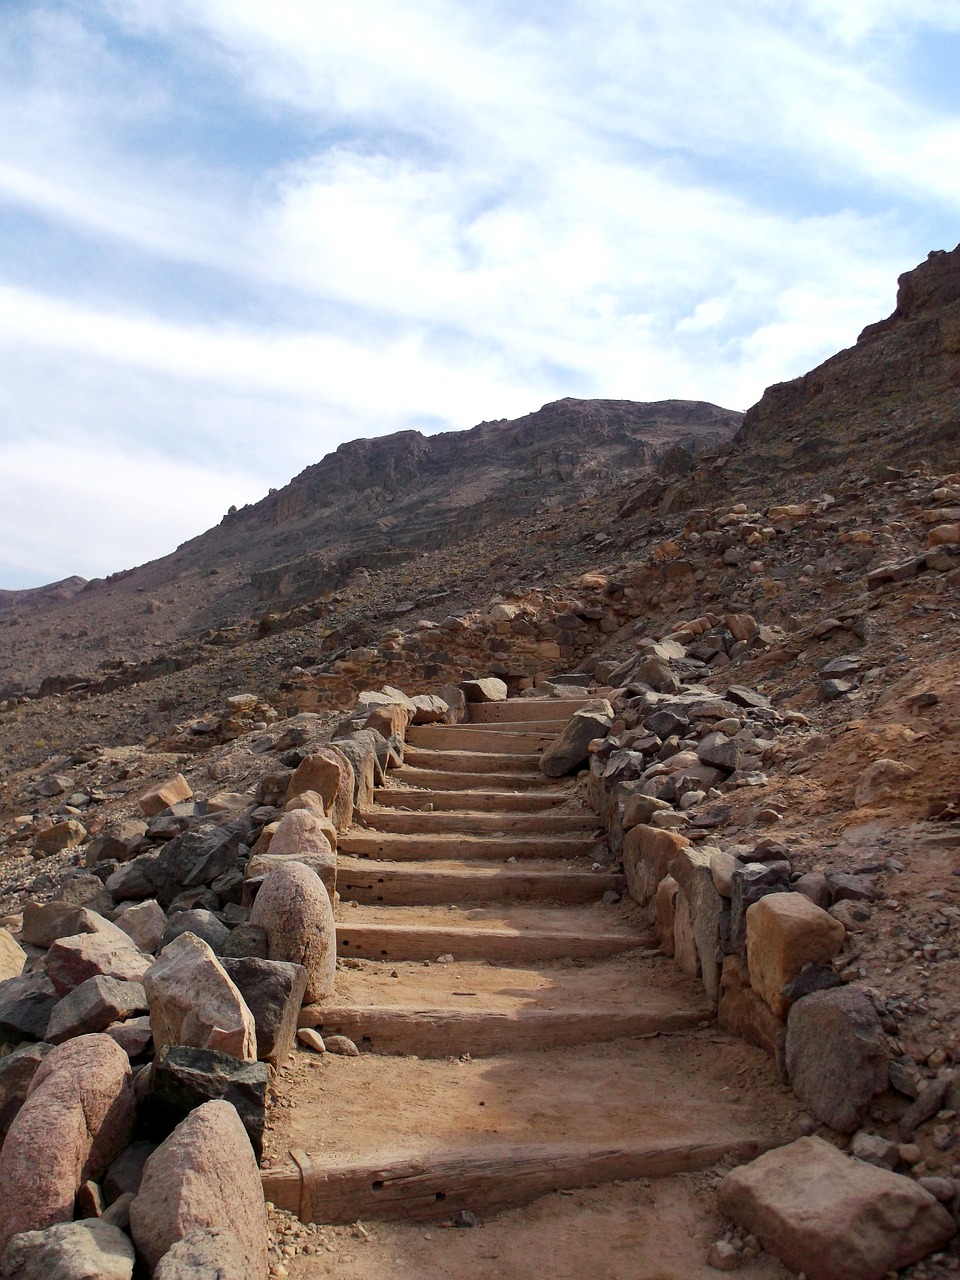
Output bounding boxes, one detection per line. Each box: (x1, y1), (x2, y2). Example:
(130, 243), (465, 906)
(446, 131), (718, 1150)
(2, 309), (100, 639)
(2, 1), (959, 588)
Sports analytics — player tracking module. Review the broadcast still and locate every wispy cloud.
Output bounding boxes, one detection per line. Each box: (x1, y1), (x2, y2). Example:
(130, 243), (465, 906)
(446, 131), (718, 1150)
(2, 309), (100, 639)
(0, 0), (958, 585)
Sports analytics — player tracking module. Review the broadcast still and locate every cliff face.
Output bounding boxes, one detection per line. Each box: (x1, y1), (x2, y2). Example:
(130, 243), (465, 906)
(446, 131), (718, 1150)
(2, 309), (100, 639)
(730, 246), (960, 482)
(0, 397), (741, 693)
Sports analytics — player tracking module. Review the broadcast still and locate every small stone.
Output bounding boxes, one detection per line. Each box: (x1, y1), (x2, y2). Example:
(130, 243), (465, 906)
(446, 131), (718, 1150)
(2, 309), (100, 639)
(707, 1239), (740, 1270)
(451, 1210), (477, 1228)
(324, 1035), (359, 1057)
(297, 1028), (326, 1053)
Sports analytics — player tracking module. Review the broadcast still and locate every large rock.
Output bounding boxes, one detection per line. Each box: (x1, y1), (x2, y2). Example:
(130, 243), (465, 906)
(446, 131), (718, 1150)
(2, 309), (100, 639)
(730, 861), (791, 951)
(154, 1227), (249, 1279)
(1, 1218), (135, 1280)
(45, 933), (150, 996)
(718, 955), (784, 1058)
(129, 1099), (268, 1278)
(0, 973), (59, 1047)
(145, 1046), (268, 1159)
(0, 929), (26, 982)
(785, 987), (890, 1132)
(461, 677), (508, 703)
(280, 796), (338, 850)
(670, 844), (724, 1004)
(143, 932), (257, 1063)
(746, 892), (846, 1018)
(22, 900), (124, 949)
(255, 810), (336, 891)
(159, 909), (230, 955)
(0, 1042), (54, 1138)
(285, 751), (343, 814)
(248, 861), (336, 1003)
(221, 956), (308, 1064)
(139, 774), (192, 817)
(153, 826), (242, 906)
(622, 825), (690, 907)
(539, 702), (614, 778)
(0, 1034), (135, 1249)
(854, 758), (918, 808)
(718, 1135), (955, 1280)
(46, 977), (148, 1044)
(115, 899), (167, 953)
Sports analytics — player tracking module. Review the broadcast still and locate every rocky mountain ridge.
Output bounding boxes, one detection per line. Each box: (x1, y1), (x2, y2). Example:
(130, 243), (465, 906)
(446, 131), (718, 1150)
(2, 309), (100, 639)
(0, 398), (739, 697)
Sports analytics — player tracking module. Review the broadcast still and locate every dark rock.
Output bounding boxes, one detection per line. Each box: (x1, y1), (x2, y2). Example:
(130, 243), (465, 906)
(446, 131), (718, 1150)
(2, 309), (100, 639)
(219, 925), (268, 961)
(826, 872), (878, 903)
(780, 964), (843, 1005)
(159, 911), (230, 954)
(697, 733), (742, 773)
(785, 987), (890, 1132)
(0, 973), (58, 1048)
(539, 703), (613, 778)
(643, 709), (689, 738)
(221, 957), (308, 1064)
(820, 678), (855, 700)
(46, 978), (148, 1044)
(730, 862), (792, 951)
(792, 872), (832, 910)
(726, 685), (771, 709)
(143, 1046), (268, 1159)
(104, 1141), (157, 1203)
(0, 1042), (54, 1138)
(105, 853), (161, 902)
(153, 826), (242, 906)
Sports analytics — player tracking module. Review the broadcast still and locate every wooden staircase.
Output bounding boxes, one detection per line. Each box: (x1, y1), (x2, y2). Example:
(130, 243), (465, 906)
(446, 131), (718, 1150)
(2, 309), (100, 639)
(263, 694), (784, 1236)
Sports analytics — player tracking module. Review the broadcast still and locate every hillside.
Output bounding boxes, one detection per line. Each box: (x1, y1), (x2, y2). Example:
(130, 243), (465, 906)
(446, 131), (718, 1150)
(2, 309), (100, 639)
(0, 398), (739, 698)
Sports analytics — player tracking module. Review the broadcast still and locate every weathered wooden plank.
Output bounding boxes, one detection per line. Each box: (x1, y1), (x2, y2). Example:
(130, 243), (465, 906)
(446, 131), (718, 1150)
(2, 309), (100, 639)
(334, 922), (641, 963)
(297, 1003), (711, 1056)
(335, 859), (624, 906)
(468, 699), (594, 723)
(405, 726), (558, 754)
(389, 767), (548, 791)
(374, 788), (570, 812)
(337, 830), (600, 861)
(402, 746), (543, 773)
(262, 1137), (778, 1224)
(356, 806), (598, 835)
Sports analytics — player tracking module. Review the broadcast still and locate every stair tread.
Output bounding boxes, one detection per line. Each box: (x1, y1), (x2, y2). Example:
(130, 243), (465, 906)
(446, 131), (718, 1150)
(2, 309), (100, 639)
(336, 901), (642, 934)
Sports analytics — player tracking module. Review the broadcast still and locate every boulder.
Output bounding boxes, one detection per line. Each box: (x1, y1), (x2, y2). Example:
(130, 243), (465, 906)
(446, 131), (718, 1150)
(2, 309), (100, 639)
(105, 853), (162, 902)
(248, 861), (336, 1003)
(265, 809), (335, 863)
(653, 875), (678, 956)
(143, 932), (257, 1063)
(154, 1227), (249, 1279)
(280, 796), (338, 850)
(246, 846), (336, 904)
(0, 1034), (135, 1249)
(129, 1100), (268, 1278)
(0, 929), (26, 982)
(330, 733), (381, 807)
(45, 933), (150, 996)
(622, 825), (690, 907)
(410, 693), (451, 724)
(139, 774), (192, 817)
(144, 1046), (268, 1159)
(106, 1016), (153, 1059)
(0, 1042), (54, 1138)
(115, 899), (167, 953)
(670, 844), (724, 1004)
(22, 903), (130, 950)
(0, 973), (59, 1047)
(84, 819), (147, 868)
(718, 955), (784, 1059)
(285, 751), (343, 814)
(785, 987), (890, 1132)
(46, 977), (148, 1044)
(159, 910), (230, 955)
(153, 826), (242, 905)
(0, 1218), (135, 1280)
(854, 758), (918, 808)
(221, 956), (308, 1064)
(219, 925), (268, 961)
(729, 861), (791, 951)
(461, 678), (508, 703)
(746, 893), (845, 1019)
(718, 1135), (955, 1280)
(539, 702), (614, 778)
(104, 1141), (157, 1201)
(33, 820), (86, 857)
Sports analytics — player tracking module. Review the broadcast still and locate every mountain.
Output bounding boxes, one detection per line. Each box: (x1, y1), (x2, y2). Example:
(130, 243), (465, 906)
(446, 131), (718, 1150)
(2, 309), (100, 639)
(0, 397), (740, 695)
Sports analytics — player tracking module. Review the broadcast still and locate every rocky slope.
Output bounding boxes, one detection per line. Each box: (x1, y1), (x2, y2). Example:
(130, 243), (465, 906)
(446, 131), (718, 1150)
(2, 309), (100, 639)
(0, 398), (739, 697)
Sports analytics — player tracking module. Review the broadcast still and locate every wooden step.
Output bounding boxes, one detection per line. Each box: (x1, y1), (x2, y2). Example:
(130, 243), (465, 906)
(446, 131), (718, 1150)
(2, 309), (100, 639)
(468, 698), (596, 723)
(262, 1033), (787, 1223)
(406, 726), (559, 754)
(403, 745), (542, 773)
(356, 807), (599, 835)
(336, 858), (624, 905)
(389, 767), (549, 791)
(335, 922), (641, 962)
(263, 1136), (775, 1225)
(298, 1002), (707, 1057)
(338, 830), (602, 861)
(374, 788), (573, 812)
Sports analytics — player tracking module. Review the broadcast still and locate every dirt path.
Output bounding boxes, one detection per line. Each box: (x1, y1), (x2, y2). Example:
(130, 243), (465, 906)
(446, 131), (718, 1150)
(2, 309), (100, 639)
(262, 696), (796, 1277)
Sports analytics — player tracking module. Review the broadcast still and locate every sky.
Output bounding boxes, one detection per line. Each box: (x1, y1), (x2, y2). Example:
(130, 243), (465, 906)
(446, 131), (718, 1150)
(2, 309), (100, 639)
(2, 2), (960, 588)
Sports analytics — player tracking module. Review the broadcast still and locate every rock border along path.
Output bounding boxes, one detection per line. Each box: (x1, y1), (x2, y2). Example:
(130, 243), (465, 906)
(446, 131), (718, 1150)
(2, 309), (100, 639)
(262, 691), (785, 1234)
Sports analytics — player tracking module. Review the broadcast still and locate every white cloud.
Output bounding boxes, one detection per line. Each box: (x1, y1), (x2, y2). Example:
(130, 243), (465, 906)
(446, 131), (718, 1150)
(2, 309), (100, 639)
(0, 0), (959, 584)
